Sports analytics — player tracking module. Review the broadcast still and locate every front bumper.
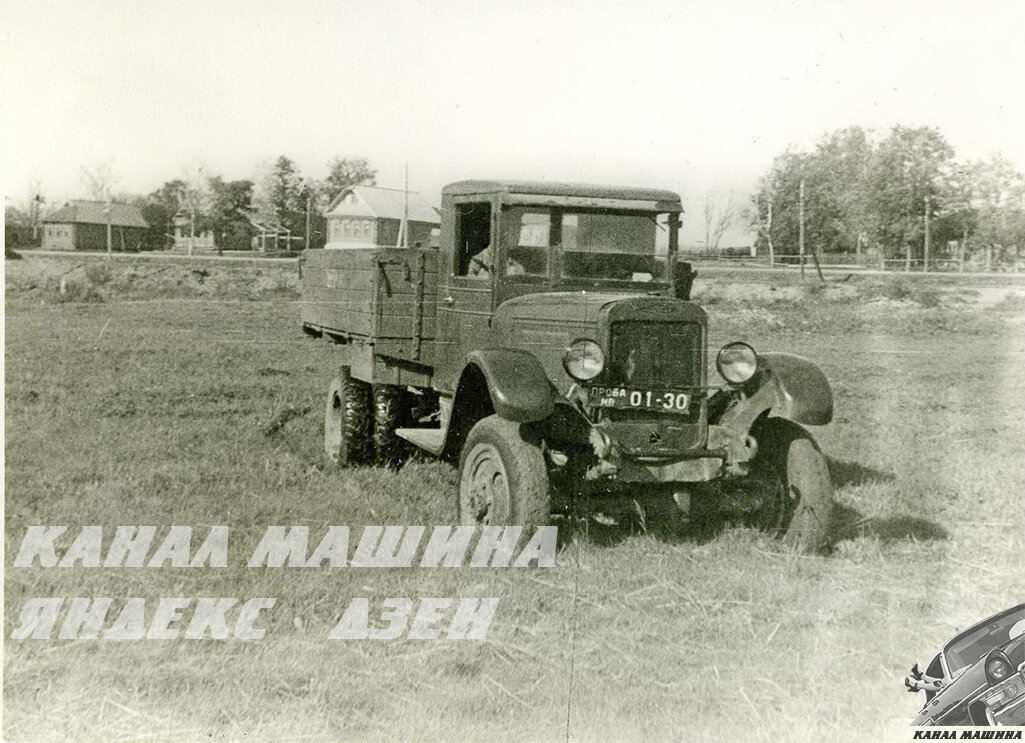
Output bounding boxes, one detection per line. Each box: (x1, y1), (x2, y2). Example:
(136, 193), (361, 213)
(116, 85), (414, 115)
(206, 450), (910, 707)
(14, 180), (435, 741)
(586, 424), (754, 483)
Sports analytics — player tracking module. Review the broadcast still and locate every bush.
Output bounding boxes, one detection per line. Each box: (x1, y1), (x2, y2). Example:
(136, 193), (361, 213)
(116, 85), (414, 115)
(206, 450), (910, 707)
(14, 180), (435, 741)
(84, 262), (113, 285)
(878, 278), (914, 301)
(54, 278), (104, 304)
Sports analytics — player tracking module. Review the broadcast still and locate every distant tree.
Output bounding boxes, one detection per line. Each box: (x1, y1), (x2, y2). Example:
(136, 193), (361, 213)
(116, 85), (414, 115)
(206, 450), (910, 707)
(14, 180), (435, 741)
(864, 126), (954, 261)
(964, 155), (1025, 268)
(750, 127), (875, 261)
(179, 166), (213, 236)
(322, 157), (376, 204)
(751, 124), (1025, 269)
(5, 204), (34, 249)
(701, 191), (738, 252)
(811, 126), (873, 254)
(138, 179), (187, 250)
(749, 149), (815, 261)
(927, 162), (977, 262)
(208, 177), (255, 250)
(5, 204), (31, 227)
(81, 161), (119, 203)
(254, 156), (307, 245)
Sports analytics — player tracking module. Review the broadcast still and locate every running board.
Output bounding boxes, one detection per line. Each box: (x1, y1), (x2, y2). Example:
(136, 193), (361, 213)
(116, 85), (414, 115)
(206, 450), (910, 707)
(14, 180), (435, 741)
(395, 427), (445, 455)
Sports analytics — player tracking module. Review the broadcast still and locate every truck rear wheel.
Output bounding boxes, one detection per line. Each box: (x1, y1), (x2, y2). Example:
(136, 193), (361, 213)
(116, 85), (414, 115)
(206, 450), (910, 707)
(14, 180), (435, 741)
(324, 369), (373, 466)
(373, 384), (413, 467)
(747, 417), (834, 553)
(458, 415), (551, 527)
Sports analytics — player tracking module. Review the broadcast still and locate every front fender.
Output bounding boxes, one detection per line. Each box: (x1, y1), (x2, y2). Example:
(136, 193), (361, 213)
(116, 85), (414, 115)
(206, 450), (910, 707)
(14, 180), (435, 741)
(716, 352), (833, 436)
(758, 352), (833, 426)
(465, 349), (555, 423)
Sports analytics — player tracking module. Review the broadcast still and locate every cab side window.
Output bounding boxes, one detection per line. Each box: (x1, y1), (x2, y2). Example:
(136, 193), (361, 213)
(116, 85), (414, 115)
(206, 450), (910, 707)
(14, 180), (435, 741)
(506, 211), (551, 277)
(455, 203), (492, 277)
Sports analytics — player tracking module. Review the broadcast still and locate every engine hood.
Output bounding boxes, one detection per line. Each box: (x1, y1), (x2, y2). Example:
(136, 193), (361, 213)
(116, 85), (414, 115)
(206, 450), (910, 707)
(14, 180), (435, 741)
(490, 292), (706, 398)
(495, 291), (707, 328)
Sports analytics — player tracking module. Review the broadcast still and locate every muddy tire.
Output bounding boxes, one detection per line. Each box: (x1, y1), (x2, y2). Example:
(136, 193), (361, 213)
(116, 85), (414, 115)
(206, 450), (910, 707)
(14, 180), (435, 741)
(457, 415), (551, 527)
(324, 369), (373, 466)
(373, 384), (413, 467)
(747, 417), (834, 553)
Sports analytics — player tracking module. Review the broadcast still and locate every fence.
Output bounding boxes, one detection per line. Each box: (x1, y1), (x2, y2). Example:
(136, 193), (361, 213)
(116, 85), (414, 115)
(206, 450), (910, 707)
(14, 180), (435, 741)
(679, 251), (1024, 274)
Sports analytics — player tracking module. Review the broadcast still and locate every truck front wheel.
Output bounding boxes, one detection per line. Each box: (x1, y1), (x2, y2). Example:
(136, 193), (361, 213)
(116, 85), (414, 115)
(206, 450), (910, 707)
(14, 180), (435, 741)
(458, 415), (551, 527)
(324, 369), (373, 466)
(747, 417), (834, 553)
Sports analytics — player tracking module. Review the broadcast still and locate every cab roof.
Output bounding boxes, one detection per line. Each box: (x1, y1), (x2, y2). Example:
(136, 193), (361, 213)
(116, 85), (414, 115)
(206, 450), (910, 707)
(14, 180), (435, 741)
(442, 180), (682, 207)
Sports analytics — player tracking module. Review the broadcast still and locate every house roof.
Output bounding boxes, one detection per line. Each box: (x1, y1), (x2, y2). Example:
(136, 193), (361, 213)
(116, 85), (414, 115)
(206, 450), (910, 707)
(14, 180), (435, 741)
(326, 186), (439, 224)
(44, 200), (149, 229)
(442, 180), (681, 205)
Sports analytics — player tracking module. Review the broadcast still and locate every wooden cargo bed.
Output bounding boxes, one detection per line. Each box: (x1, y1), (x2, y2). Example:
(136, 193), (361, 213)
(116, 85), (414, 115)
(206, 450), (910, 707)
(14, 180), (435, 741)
(301, 247), (439, 363)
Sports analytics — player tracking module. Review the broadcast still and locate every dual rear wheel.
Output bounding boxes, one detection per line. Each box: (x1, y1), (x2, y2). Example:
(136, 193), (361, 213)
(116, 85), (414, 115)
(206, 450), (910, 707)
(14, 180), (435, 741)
(324, 368), (412, 468)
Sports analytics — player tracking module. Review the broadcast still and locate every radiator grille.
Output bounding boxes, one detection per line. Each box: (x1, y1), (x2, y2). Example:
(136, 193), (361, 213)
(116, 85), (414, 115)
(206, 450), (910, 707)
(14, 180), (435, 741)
(607, 321), (702, 388)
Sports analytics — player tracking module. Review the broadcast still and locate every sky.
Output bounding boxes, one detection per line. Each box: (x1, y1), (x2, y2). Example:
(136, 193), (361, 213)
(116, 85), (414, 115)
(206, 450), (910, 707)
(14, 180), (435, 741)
(2, 0), (1024, 244)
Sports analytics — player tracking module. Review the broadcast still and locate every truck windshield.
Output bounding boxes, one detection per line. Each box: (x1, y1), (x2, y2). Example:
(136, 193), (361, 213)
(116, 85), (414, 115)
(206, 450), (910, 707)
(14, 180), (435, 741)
(502, 207), (672, 283)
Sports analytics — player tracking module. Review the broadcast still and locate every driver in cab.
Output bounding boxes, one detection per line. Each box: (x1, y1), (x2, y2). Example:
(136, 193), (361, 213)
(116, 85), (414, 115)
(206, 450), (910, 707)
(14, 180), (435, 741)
(468, 244), (524, 277)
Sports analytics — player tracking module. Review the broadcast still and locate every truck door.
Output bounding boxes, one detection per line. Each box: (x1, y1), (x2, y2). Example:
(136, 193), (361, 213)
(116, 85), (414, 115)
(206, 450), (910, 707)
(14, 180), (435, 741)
(494, 206), (554, 306)
(435, 197), (497, 393)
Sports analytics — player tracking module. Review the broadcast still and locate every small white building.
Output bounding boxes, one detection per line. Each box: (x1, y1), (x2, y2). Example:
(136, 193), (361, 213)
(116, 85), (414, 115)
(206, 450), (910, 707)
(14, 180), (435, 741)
(172, 210), (215, 251)
(324, 186), (439, 249)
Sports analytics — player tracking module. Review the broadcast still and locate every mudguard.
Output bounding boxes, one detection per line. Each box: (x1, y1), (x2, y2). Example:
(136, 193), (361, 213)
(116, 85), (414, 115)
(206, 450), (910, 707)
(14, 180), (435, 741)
(758, 352), (833, 426)
(464, 349), (556, 423)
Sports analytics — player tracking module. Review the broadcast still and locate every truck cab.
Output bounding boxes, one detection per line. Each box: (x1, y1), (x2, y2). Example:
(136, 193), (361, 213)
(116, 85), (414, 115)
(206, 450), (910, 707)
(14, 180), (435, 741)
(302, 180), (835, 551)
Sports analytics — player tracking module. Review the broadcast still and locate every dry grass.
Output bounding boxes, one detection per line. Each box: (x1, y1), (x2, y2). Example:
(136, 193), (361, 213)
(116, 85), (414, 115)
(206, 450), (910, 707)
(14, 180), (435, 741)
(4, 256), (1025, 742)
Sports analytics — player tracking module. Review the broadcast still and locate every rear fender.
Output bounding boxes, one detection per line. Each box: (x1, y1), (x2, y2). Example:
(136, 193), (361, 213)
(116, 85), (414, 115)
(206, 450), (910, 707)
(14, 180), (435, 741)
(718, 352), (833, 434)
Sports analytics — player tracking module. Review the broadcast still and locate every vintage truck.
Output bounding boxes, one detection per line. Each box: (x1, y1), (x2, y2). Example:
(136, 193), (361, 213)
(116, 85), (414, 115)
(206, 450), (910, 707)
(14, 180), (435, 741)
(301, 180), (835, 551)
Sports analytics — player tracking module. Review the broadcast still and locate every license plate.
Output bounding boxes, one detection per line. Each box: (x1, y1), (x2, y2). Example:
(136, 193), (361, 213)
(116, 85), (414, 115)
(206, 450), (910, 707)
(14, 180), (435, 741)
(588, 387), (691, 412)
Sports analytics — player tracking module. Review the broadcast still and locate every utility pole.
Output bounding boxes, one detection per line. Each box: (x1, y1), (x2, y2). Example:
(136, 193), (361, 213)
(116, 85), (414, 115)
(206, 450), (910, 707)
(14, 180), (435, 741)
(396, 162), (410, 249)
(798, 178), (806, 277)
(106, 192), (113, 259)
(960, 227), (967, 273)
(305, 195), (312, 251)
(31, 193), (43, 241)
(923, 194), (931, 273)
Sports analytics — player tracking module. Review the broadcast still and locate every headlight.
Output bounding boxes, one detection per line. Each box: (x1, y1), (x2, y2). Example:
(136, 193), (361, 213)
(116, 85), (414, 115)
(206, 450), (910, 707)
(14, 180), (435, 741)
(986, 652), (1014, 684)
(563, 339), (605, 381)
(716, 342), (757, 385)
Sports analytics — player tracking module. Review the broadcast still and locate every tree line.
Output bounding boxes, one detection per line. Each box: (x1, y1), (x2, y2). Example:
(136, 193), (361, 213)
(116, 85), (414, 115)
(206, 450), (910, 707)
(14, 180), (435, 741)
(749, 126), (1025, 269)
(139, 156), (376, 251)
(6, 156), (376, 252)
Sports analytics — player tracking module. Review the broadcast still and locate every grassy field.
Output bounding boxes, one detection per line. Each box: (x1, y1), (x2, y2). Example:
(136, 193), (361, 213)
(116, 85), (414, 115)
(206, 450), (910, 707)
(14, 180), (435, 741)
(4, 255), (1025, 742)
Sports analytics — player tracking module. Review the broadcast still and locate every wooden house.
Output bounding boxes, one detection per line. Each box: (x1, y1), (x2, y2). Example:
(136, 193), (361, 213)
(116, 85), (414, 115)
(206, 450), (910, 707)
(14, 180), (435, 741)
(41, 201), (148, 252)
(323, 186), (439, 249)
